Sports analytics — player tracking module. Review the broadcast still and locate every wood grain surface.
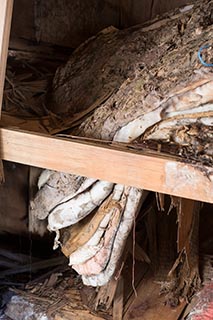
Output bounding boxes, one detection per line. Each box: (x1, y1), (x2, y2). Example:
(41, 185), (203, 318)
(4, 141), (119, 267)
(1, 127), (213, 203)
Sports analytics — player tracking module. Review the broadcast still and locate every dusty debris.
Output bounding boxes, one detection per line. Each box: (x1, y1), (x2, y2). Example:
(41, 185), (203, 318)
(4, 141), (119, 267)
(2, 1), (213, 314)
(28, 0), (213, 295)
(4, 269), (112, 320)
(165, 199), (201, 306)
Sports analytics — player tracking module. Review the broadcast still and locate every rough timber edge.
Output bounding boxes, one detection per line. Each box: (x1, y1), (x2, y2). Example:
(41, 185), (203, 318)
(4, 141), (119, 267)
(0, 1), (212, 203)
(0, 0), (14, 181)
(1, 127), (213, 204)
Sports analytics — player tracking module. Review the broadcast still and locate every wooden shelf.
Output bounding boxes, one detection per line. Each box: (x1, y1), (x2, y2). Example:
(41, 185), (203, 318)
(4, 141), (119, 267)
(1, 126), (213, 203)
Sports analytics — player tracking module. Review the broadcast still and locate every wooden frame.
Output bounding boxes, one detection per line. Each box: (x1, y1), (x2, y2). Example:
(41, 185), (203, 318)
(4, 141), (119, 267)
(0, 0), (13, 179)
(1, 0), (213, 204)
(1, 127), (213, 203)
(0, 0), (13, 112)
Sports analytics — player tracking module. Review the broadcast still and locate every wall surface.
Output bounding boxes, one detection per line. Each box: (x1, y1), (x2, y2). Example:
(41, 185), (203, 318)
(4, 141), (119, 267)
(11, 0), (35, 41)
(11, 0), (190, 48)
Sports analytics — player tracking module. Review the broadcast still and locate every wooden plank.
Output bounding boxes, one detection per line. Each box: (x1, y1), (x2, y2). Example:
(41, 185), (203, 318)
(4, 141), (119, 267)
(0, 0), (13, 111)
(113, 277), (124, 320)
(177, 198), (200, 252)
(55, 312), (104, 320)
(0, 0), (13, 181)
(10, 0), (35, 42)
(124, 276), (187, 320)
(1, 112), (50, 134)
(1, 127), (213, 203)
(167, 198), (201, 301)
(95, 277), (119, 311)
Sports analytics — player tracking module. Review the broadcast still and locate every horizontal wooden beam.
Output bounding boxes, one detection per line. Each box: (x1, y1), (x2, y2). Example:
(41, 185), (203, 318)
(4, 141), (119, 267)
(1, 127), (213, 203)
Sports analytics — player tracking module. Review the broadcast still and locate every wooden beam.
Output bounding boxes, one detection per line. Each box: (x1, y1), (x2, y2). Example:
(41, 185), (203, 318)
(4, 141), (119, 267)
(0, 0), (13, 112)
(0, 0), (13, 181)
(124, 275), (187, 320)
(1, 127), (213, 203)
(166, 198), (201, 303)
(113, 277), (124, 320)
(177, 198), (200, 253)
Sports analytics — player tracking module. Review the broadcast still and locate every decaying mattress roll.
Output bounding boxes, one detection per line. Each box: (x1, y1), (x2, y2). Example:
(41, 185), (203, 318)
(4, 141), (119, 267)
(30, 0), (213, 287)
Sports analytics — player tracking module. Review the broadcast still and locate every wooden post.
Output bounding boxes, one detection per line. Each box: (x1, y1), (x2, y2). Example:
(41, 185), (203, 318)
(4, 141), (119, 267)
(113, 277), (124, 320)
(0, 0), (14, 181)
(0, 0), (13, 113)
(167, 198), (201, 304)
